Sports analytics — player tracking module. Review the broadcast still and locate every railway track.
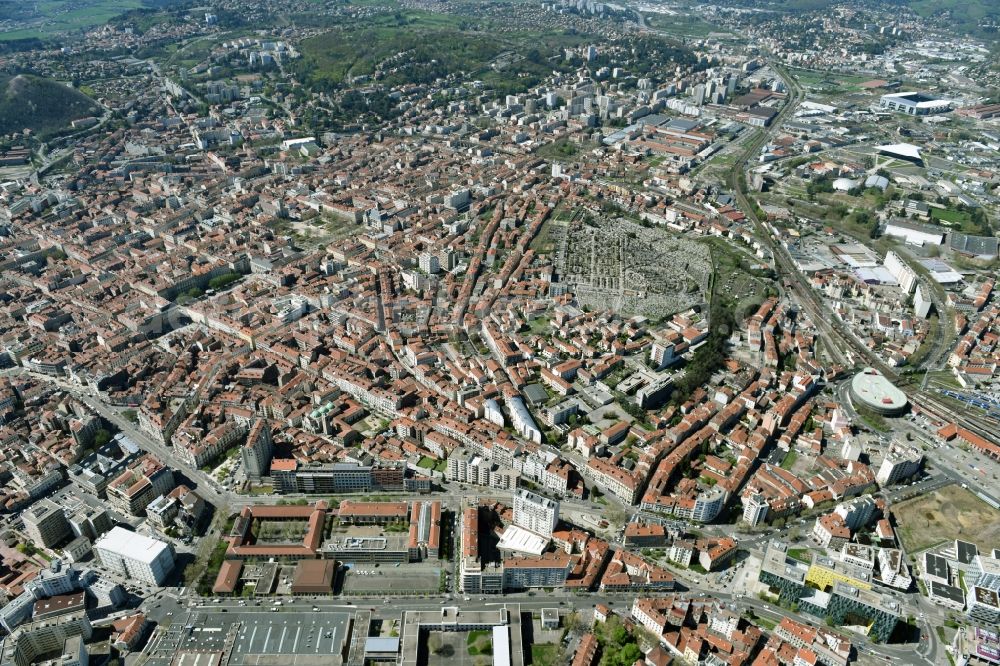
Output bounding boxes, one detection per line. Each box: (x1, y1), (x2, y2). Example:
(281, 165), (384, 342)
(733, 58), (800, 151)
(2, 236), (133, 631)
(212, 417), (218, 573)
(726, 62), (999, 444)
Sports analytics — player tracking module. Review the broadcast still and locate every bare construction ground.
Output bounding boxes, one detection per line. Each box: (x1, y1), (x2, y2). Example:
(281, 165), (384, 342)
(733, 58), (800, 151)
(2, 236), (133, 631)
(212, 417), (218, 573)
(557, 215), (710, 319)
(894, 484), (1000, 553)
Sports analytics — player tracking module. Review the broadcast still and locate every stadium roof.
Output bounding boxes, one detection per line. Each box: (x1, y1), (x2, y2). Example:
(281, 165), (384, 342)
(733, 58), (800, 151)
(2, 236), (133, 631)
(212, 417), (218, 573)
(881, 91), (950, 108)
(876, 143), (922, 160)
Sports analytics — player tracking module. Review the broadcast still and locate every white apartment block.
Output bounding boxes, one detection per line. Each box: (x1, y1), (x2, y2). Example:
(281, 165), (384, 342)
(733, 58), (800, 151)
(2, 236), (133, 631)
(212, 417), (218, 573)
(884, 251), (917, 294)
(512, 488), (559, 538)
(876, 444), (923, 486)
(93, 527), (175, 586)
(742, 493), (769, 527)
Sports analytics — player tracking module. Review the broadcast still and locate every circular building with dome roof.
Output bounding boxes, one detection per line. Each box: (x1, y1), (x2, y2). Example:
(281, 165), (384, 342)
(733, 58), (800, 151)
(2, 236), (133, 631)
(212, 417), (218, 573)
(850, 368), (908, 416)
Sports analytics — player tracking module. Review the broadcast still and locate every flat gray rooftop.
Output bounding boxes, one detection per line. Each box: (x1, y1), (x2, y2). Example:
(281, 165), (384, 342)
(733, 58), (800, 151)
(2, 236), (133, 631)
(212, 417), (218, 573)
(141, 610), (358, 666)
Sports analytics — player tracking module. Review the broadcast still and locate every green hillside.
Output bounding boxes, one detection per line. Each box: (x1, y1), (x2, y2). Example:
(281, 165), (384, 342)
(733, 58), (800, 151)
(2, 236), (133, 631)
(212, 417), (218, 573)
(0, 75), (100, 138)
(715, 0), (999, 38)
(897, 0), (1000, 38)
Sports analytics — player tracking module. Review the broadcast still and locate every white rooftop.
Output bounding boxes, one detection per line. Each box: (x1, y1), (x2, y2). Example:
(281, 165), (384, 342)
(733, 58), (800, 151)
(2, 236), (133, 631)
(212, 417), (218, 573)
(497, 525), (549, 557)
(876, 143), (922, 160)
(94, 526), (170, 564)
(851, 368), (908, 411)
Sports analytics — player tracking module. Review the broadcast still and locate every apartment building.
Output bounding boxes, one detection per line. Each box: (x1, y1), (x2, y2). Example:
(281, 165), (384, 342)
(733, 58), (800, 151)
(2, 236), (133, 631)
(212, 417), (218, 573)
(106, 454), (174, 516)
(22, 500), (70, 548)
(512, 489), (559, 539)
(93, 527), (175, 586)
(447, 449), (517, 490)
(587, 457), (640, 505)
(875, 444), (922, 486)
(241, 419), (273, 480)
(459, 507), (503, 594)
(502, 552), (573, 590)
(0, 611), (92, 666)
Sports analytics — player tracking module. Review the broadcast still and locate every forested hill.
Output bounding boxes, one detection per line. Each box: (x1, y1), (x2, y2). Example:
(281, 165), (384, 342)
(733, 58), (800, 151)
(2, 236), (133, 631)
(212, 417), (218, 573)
(0, 74), (100, 137)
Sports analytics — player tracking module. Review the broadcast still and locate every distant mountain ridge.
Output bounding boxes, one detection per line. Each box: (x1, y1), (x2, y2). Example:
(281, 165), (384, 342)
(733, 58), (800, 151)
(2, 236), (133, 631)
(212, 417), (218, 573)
(0, 74), (101, 138)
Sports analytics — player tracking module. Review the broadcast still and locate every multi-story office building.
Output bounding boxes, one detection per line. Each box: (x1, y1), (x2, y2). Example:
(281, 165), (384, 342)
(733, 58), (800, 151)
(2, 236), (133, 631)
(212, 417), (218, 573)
(93, 527), (175, 586)
(22, 500), (70, 548)
(512, 489), (559, 538)
(270, 460), (403, 494)
(966, 554), (1000, 625)
(759, 541), (901, 643)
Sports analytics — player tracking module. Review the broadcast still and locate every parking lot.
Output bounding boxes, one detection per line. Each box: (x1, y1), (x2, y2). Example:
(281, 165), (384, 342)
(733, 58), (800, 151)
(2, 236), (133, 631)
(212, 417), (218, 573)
(232, 612), (351, 665)
(143, 609), (355, 666)
(341, 564), (440, 595)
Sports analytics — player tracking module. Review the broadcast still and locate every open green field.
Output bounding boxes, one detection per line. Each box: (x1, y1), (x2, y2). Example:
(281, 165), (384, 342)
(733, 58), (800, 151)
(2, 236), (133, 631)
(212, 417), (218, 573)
(930, 207), (970, 225)
(525, 316), (551, 336)
(253, 518), (309, 544)
(787, 67), (873, 94)
(467, 629), (492, 656)
(787, 548), (811, 563)
(530, 644), (564, 666)
(529, 205), (573, 255)
(0, 0), (144, 41)
(0, 74), (101, 137)
(534, 137), (580, 162)
(417, 456), (447, 473)
(644, 11), (726, 38)
(902, 0), (1000, 36)
(295, 10), (588, 93)
(894, 484), (1000, 553)
(780, 450), (798, 471)
(701, 236), (777, 321)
